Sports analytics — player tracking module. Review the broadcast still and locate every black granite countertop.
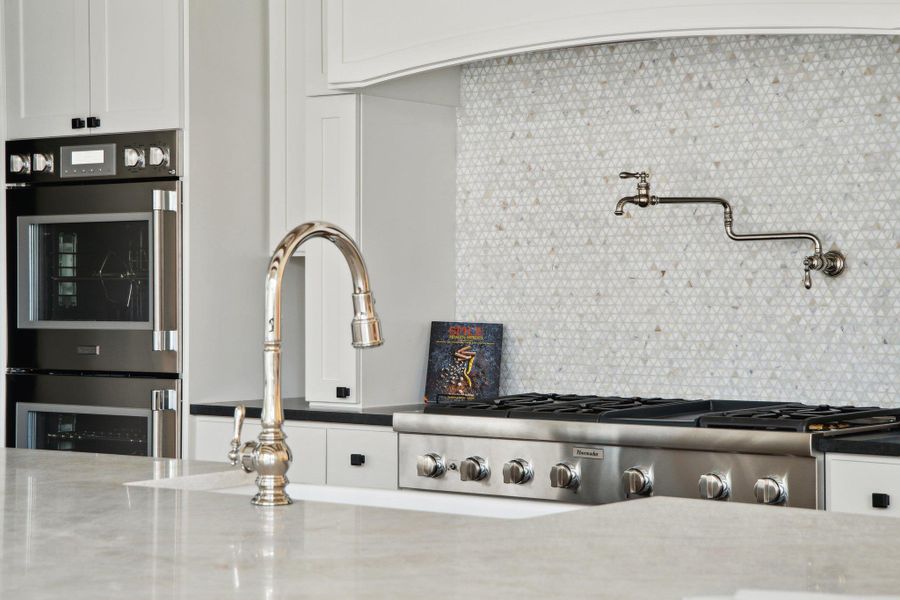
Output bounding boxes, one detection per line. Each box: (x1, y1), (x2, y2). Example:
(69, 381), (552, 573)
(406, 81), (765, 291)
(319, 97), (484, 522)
(189, 397), (422, 427)
(815, 428), (900, 457)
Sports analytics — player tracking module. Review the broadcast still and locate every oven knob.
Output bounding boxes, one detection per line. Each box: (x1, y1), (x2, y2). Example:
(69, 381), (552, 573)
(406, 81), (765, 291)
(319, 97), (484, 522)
(32, 153), (54, 173)
(699, 473), (730, 500)
(754, 477), (787, 505)
(460, 456), (490, 481)
(502, 458), (533, 485)
(9, 153), (31, 174)
(622, 467), (653, 497)
(148, 145), (170, 167)
(124, 147), (145, 169)
(550, 463), (580, 490)
(416, 453), (445, 478)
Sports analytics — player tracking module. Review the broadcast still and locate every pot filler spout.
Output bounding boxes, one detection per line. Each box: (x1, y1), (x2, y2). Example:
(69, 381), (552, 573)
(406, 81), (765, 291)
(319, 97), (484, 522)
(614, 171), (845, 289)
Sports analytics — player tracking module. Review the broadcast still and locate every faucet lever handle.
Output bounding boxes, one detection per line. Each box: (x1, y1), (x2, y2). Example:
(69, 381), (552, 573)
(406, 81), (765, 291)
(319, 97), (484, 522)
(619, 171), (649, 181)
(228, 405), (246, 466)
(803, 266), (813, 290)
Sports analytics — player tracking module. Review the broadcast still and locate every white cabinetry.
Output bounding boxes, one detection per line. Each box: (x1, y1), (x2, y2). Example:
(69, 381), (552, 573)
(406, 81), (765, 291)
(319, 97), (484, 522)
(3, 0), (182, 139)
(189, 415), (396, 489)
(326, 426), (397, 489)
(325, 0), (900, 88)
(3, 0), (91, 139)
(303, 95), (359, 406)
(190, 415), (327, 485)
(826, 454), (900, 518)
(302, 93), (456, 409)
(268, 0), (457, 411)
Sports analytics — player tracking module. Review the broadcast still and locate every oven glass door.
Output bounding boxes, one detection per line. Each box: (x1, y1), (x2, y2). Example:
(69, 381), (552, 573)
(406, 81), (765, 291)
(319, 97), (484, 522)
(6, 180), (179, 373)
(18, 214), (152, 329)
(17, 403), (151, 456)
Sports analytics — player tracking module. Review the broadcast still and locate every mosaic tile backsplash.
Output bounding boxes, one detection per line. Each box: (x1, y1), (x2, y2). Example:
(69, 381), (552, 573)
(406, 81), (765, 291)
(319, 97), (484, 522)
(456, 35), (899, 406)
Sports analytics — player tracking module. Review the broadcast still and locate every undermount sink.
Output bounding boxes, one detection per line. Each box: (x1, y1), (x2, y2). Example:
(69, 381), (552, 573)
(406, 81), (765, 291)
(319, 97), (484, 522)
(127, 469), (585, 519)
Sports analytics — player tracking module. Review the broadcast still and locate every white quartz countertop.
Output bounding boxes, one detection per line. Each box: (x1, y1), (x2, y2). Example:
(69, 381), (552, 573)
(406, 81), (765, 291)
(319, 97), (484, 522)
(2, 449), (900, 599)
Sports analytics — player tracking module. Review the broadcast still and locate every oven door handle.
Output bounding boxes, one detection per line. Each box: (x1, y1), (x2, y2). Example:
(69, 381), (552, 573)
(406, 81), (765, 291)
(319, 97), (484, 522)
(151, 189), (179, 352)
(150, 389), (178, 458)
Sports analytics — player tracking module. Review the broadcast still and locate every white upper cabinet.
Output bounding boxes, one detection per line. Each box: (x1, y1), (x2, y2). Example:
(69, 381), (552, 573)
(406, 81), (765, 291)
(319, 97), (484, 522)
(325, 0), (900, 87)
(4, 0), (91, 139)
(4, 0), (182, 139)
(88, 0), (182, 134)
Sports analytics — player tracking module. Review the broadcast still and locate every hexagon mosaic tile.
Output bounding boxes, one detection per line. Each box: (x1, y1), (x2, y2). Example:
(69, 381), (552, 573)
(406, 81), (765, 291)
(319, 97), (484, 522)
(456, 35), (899, 406)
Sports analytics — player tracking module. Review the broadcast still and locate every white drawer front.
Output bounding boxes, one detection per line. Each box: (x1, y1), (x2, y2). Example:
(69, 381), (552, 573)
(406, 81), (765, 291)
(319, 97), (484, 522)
(826, 455), (900, 518)
(327, 428), (398, 490)
(283, 423), (327, 485)
(191, 416), (262, 463)
(190, 416), (326, 485)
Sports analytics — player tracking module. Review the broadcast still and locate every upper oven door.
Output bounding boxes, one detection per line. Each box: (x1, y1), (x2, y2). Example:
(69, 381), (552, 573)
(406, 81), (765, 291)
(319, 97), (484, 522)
(7, 180), (180, 373)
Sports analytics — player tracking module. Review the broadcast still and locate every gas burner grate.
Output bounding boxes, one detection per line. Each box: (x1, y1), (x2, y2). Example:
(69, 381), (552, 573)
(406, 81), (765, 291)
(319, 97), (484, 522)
(698, 404), (900, 432)
(425, 394), (695, 422)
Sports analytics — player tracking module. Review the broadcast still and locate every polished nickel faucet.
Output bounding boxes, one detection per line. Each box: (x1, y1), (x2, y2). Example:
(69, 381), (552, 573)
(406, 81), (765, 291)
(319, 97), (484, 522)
(615, 171), (845, 289)
(228, 221), (383, 506)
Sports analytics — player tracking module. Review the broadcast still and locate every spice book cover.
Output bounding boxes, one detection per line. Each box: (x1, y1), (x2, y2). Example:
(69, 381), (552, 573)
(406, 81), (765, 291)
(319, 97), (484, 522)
(423, 321), (503, 404)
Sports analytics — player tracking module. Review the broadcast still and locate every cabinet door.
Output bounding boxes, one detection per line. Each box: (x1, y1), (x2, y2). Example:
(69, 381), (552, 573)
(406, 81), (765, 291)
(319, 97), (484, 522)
(304, 94), (359, 406)
(88, 0), (182, 133)
(326, 427), (398, 489)
(3, 0), (91, 139)
(190, 415), (262, 463)
(189, 416), (327, 485)
(826, 454), (900, 518)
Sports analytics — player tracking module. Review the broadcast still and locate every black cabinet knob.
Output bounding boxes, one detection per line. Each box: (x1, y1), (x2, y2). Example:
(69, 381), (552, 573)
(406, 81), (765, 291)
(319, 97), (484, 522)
(86, 116), (101, 128)
(350, 453), (365, 466)
(71, 117), (86, 129)
(872, 493), (891, 509)
(335, 386), (351, 398)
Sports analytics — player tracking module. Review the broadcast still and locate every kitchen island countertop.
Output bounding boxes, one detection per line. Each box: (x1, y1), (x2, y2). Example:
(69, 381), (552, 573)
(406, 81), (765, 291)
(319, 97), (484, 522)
(2, 448), (899, 599)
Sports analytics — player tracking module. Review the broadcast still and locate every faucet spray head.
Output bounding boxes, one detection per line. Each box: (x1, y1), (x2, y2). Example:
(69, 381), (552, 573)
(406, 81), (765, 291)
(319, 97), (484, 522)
(351, 291), (383, 348)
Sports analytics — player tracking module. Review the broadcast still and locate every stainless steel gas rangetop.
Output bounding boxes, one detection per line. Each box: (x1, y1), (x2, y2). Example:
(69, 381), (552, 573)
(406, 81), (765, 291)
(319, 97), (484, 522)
(394, 394), (900, 509)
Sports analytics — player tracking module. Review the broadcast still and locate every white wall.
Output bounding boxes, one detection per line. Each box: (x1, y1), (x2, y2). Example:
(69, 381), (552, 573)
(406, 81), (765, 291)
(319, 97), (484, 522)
(186, 0), (305, 412)
(187, 0), (267, 407)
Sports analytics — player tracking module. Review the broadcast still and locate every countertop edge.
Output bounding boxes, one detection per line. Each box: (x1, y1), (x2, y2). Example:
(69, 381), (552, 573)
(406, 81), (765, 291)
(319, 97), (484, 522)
(188, 401), (422, 427)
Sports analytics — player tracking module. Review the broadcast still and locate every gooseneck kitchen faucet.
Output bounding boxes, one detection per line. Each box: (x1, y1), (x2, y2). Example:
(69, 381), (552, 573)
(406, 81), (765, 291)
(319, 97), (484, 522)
(615, 171), (846, 289)
(228, 221), (383, 506)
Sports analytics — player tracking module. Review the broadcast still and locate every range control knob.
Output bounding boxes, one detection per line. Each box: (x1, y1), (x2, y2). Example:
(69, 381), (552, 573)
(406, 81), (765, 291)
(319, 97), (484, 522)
(699, 473), (730, 500)
(124, 147), (145, 169)
(550, 463), (580, 490)
(754, 477), (787, 505)
(9, 153), (31, 174)
(460, 456), (490, 482)
(502, 458), (533, 485)
(148, 145), (170, 167)
(32, 153), (54, 173)
(416, 453), (445, 478)
(622, 467), (653, 497)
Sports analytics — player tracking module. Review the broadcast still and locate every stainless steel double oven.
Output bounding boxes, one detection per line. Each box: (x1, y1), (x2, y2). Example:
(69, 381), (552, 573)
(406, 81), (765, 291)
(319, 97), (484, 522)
(6, 130), (182, 457)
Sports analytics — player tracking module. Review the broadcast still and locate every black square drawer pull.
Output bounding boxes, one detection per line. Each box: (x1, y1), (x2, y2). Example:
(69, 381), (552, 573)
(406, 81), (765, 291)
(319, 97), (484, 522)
(71, 117), (86, 129)
(86, 116), (101, 128)
(350, 453), (365, 466)
(336, 386), (351, 398)
(872, 493), (891, 509)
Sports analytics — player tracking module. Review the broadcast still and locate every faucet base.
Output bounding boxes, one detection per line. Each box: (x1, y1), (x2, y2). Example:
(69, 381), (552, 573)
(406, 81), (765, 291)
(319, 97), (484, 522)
(251, 474), (293, 506)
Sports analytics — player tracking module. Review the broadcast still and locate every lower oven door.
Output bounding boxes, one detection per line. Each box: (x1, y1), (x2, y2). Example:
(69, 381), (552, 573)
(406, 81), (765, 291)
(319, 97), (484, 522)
(8, 373), (179, 458)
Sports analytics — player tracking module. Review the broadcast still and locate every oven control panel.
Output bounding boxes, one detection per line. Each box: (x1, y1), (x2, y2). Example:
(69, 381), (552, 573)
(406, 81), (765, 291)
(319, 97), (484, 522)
(60, 143), (117, 178)
(6, 130), (181, 184)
